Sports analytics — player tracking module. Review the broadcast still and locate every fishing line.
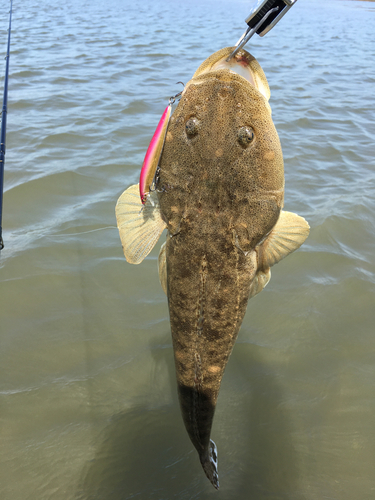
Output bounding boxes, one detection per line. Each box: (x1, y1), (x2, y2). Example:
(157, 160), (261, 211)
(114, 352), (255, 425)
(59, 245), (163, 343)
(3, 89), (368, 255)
(0, 0), (13, 250)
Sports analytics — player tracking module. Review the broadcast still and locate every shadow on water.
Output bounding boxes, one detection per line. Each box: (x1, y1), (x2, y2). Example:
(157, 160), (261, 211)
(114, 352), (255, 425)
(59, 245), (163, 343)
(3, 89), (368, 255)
(224, 343), (301, 499)
(77, 341), (300, 500)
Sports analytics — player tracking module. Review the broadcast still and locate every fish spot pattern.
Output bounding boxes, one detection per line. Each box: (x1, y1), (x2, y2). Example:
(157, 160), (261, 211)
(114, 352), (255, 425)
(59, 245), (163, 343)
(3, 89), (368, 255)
(156, 47), (290, 489)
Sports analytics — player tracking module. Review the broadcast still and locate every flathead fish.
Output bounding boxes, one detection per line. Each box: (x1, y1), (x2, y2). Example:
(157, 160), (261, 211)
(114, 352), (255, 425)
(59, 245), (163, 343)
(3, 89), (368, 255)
(116, 47), (309, 489)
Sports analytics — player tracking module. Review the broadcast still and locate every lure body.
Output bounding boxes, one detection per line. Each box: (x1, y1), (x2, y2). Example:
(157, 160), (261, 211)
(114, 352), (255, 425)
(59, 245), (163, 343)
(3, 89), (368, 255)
(139, 104), (171, 204)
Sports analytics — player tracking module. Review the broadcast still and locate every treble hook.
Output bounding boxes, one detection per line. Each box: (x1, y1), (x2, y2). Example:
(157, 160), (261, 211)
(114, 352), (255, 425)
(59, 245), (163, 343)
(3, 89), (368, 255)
(169, 82), (185, 105)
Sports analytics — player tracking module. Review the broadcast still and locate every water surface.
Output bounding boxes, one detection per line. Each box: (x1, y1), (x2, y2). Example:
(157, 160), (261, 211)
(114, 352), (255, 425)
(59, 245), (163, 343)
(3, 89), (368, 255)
(1, 0), (375, 498)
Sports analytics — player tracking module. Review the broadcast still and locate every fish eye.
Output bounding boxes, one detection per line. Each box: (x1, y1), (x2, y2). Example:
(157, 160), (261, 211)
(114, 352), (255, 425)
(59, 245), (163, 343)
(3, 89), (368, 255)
(185, 117), (200, 137)
(237, 126), (255, 147)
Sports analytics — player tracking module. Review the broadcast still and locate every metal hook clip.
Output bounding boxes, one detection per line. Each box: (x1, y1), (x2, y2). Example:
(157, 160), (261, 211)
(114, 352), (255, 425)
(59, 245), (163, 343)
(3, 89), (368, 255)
(227, 0), (298, 61)
(169, 82), (185, 105)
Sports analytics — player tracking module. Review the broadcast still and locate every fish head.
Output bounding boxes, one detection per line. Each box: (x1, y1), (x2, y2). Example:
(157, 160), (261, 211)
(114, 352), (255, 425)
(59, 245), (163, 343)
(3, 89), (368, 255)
(159, 47), (284, 239)
(191, 46), (271, 102)
(163, 47), (284, 198)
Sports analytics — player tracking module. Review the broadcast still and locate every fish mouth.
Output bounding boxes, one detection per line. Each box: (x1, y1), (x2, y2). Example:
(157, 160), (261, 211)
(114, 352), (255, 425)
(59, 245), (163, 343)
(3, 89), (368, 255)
(191, 47), (270, 101)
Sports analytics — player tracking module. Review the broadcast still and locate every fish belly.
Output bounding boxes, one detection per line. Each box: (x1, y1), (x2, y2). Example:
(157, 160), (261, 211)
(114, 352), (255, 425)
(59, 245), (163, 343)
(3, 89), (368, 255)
(166, 226), (257, 454)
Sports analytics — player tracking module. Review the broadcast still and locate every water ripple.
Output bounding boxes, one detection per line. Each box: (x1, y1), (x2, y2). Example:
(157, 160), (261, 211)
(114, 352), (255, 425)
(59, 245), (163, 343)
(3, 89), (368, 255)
(1, 0), (375, 498)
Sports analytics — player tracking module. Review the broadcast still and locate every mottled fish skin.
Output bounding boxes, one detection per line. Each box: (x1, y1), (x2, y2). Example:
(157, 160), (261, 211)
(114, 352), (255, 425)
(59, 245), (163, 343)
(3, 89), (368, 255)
(115, 46), (309, 489)
(157, 48), (284, 488)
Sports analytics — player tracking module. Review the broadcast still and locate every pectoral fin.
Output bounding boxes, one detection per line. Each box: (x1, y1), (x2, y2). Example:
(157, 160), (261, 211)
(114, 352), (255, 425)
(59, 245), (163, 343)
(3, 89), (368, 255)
(115, 183), (167, 264)
(158, 241), (167, 294)
(258, 211), (310, 269)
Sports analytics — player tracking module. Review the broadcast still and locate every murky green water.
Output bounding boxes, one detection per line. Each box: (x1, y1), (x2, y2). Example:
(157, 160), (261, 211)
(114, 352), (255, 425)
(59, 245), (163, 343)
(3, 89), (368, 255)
(1, 0), (375, 498)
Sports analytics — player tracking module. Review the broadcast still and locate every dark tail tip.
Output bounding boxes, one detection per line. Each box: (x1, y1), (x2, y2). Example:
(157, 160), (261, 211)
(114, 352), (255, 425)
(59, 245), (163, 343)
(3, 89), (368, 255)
(200, 439), (219, 489)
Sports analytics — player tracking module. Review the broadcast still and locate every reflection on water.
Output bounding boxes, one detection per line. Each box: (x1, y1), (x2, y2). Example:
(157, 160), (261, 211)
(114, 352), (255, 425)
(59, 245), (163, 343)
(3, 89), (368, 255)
(78, 346), (299, 500)
(1, 0), (375, 498)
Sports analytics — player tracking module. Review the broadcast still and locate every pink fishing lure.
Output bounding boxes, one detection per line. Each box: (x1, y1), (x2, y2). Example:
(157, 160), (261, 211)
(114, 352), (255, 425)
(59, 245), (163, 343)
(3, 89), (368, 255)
(139, 104), (171, 204)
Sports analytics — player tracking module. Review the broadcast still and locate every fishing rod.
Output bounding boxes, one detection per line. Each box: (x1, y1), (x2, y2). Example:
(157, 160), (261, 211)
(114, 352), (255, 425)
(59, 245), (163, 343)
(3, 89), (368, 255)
(0, 0), (13, 250)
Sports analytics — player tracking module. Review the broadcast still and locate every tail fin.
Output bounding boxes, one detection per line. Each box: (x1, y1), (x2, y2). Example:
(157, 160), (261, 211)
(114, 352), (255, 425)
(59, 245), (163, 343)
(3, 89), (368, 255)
(200, 440), (219, 489)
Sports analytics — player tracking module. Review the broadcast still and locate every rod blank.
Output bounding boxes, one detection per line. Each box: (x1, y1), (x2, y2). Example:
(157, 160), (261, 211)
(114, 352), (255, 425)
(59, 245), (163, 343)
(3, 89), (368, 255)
(0, 0), (13, 250)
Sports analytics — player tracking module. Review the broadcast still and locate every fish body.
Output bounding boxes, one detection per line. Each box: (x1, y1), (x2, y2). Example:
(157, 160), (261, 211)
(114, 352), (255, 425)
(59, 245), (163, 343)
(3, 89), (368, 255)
(116, 47), (309, 488)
